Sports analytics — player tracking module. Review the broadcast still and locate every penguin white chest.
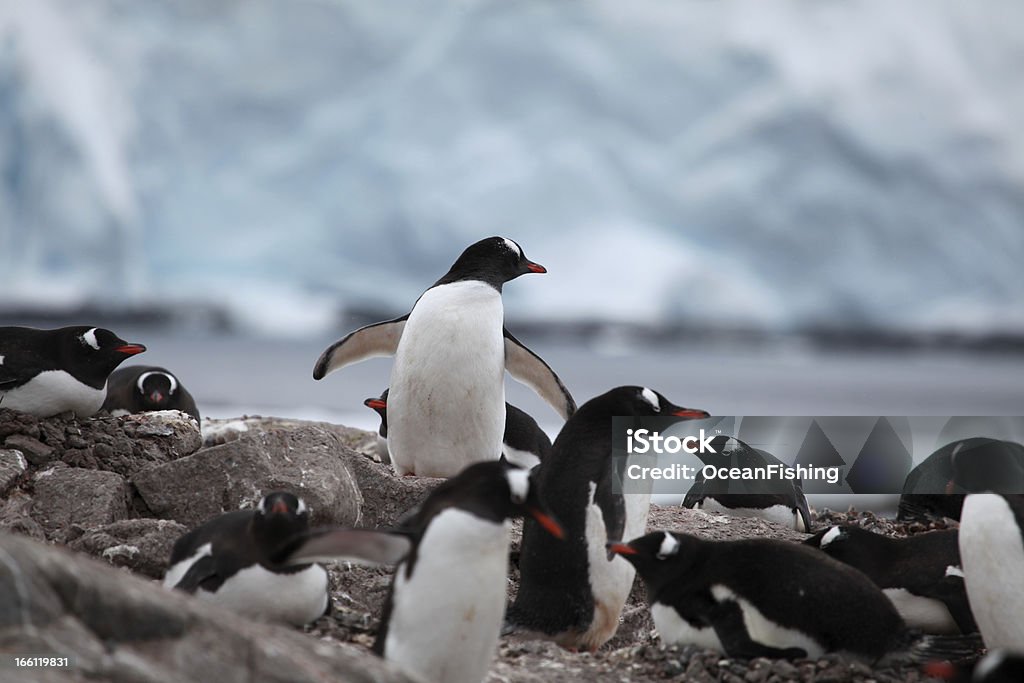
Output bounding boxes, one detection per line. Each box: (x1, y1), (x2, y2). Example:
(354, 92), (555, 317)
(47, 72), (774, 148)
(388, 282), (507, 477)
(960, 493), (1024, 650)
(1, 370), (105, 418)
(384, 509), (510, 683)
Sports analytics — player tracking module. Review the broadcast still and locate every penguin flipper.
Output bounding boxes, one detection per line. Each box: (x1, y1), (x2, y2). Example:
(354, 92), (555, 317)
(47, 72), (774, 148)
(711, 600), (807, 660)
(594, 467), (626, 560)
(503, 328), (576, 419)
(313, 315), (409, 380)
(173, 554), (223, 593)
(273, 528), (412, 566)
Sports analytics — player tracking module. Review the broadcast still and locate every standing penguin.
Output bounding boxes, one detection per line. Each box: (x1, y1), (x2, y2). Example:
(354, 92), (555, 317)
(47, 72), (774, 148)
(363, 388), (551, 470)
(0, 325), (146, 418)
(610, 531), (981, 662)
(682, 436), (812, 531)
(103, 365), (200, 423)
(959, 493), (1024, 652)
(162, 492), (328, 627)
(276, 459), (564, 683)
(505, 386), (709, 651)
(314, 237), (575, 477)
(804, 525), (976, 634)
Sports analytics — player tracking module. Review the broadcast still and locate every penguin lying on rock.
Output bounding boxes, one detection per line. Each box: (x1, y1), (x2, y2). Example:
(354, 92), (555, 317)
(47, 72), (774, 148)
(314, 236), (575, 477)
(611, 531), (982, 664)
(103, 364), (200, 422)
(275, 459), (564, 683)
(804, 525), (976, 634)
(506, 386), (709, 651)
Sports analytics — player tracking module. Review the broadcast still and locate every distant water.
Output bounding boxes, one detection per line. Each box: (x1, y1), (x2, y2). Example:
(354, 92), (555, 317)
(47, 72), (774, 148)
(125, 328), (1024, 515)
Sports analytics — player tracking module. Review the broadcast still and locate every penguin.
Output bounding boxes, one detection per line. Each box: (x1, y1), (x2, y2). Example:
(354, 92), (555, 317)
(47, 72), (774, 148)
(609, 531), (982, 663)
(363, 388), (551, 470)
(923, 650), (1024, 683)
(958, 493), (1024, 652)
(363, 390), (391, 465)
(505, 386), (709, 651)
(804, 525), (976, 634)
(681, 436), (812, 532)
(102, 365), (200, 423)
(899, 439), (1024, 521)
(275, 459), (564, 683)
(162, 491), (328, 627)
(314, 236), (575, 477)
(0, 325), (146, 418)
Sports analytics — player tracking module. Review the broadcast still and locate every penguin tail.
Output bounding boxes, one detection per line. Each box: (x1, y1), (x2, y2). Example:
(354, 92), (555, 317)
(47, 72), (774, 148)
(881, 632), (984, 667)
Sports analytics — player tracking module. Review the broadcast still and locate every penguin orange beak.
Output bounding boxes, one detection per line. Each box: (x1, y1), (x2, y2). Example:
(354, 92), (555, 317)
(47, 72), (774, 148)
(271, 500), (289, 515)
(672, 408), (710, 419)
(149, 391), (164, 403)
(365, 398), (387, 410)
(606, 542), (637, 556)
(115, 343), (146, 356)
(525, 261), (546, 274)
(528, 507), (564, 540)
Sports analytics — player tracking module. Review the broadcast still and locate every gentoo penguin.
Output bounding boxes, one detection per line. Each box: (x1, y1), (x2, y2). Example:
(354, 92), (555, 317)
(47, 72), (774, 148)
(276, 459), (564, 683)
(505, 386), (709, 651)
(314, 236), (575, 477)
(0, 325), (146, 418)
(899, 438), (1024, 521)
(609, 531), (982, 662)
(162, 491), (328, 627)
(804, 525), (976, 634)
(682, 436), (812, 532)
(364, 388), (551, 469)
(102, 365), (200, 423)
(923, 650), (1024, 683)
(363, 390), (391, 465)
(959, 493), (1024, 651)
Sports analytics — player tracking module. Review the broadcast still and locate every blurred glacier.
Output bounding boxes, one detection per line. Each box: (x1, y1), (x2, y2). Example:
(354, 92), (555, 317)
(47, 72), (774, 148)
(1, 0), (1023, 336)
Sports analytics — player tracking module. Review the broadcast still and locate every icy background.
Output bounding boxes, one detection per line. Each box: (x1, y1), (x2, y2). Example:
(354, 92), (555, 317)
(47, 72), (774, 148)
(2, 0), (1023, 337)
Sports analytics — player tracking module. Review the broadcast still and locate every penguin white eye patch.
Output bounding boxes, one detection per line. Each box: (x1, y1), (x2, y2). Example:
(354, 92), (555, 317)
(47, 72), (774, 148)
(137, 371), (178, 395)
(506, 467), (530, 504)
(640, 387), (661, 412)
(656, 532), (679, 559)
(502, 237), (523, 258)
(81, 327), (100, 350)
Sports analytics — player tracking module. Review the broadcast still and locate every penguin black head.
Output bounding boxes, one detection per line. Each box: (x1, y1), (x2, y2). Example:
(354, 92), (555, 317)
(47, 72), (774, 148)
(253, 491), (311, 543)
(804, 525), (853, 555)
(436, 236), (546, 290)
(949, 438), (1024, 495)
(59, 326), (146, 384)
(416, 459), (564, 539)
(598, 386), (711, 419)
(363, 388), (389, 436)
(607, 531), (701, 591)
(135, 369), (180, 410)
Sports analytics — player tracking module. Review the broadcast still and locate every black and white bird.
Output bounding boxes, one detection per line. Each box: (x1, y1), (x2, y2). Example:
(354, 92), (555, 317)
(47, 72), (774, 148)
(804, 525), (976, 634)
(162, 492), (328, 627)
(103, 365), (200, 423)
(506, 386), (709, 651)
(682, 436), (812, 532)
(275, 459), (564, 683)
(314, 236), (575, 477)
(959, 493), (1024, 652)
(899, 439), (1024, 521)
(363, 388), (551, 470)
(0, 325), (146, 418)
(610, 531), (981, 663)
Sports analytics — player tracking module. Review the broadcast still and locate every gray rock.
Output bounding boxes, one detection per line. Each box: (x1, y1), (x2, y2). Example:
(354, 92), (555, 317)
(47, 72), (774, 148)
(30, 468), (131, 542)
(133, 423), (363, 528)
(0, 532), (414, 683)
(0, 489), (45, 540)
(4, 433), (54, 465)
(0, 448), (27, 494)
(68, 518), (188, 579)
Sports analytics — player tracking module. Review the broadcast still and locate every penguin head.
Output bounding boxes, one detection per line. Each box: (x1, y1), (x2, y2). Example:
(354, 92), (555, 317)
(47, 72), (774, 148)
(416, 459), (564, 539)
(60, 326), (146, 380)
(363, 388), (389, 436)
(948, 438), (1024, 494)
(602, 386), (710, 419)
(607, 531), (699, 590)
(136, 369), (179, 410)
(441, 236), (546, 287)
(804, 525), (850, 555)
(253, 491), (311, 539)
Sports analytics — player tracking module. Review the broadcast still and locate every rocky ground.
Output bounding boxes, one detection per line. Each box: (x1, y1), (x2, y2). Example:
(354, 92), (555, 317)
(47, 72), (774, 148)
(0, 408), (965, 682)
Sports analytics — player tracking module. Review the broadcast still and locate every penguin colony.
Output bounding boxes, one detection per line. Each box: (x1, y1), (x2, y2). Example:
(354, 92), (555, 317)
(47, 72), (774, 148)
(2, 236), (1022, 683)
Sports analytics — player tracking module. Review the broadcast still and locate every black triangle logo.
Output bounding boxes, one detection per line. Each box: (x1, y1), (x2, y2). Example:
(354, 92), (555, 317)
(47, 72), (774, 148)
(794, 420), (845, 492)
(846, 418), (912, 494)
